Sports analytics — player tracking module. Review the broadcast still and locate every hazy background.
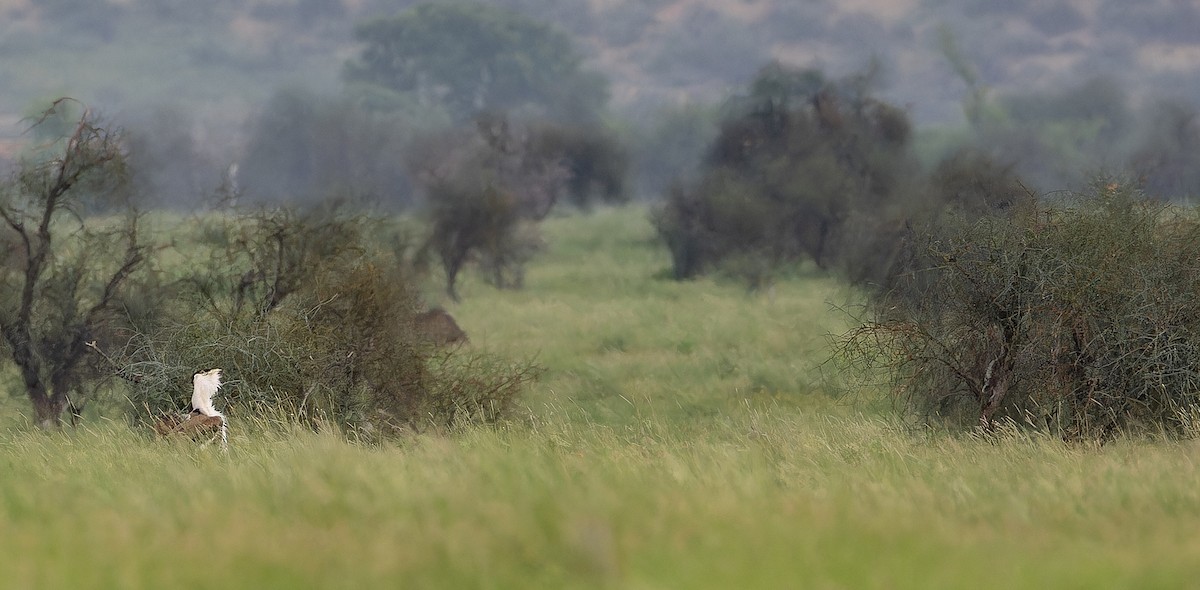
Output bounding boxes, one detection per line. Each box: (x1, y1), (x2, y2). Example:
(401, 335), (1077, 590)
(1, 0), (1198, 201)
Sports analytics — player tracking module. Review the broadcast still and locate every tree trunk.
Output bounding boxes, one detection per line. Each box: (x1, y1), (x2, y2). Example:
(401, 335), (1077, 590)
(28, 386), (66, 429)
(5, 328), (65, 428)
(444, 250), (465, 303)
(446, 268), (460, 302)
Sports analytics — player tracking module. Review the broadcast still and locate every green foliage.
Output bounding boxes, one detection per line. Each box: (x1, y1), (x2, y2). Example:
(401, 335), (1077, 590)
(452, 206), (845, 425)
(422, 177), (530, 301)
(411, 125), (530, 301)
(345, 2), (608, 123)
(927, 149), (1030, 215)
(840, 148), (1034, 296)
(844, 182), (1200, 440)
(192, 205), (366, 319)
(0, 204), (1171, 578)
(6, 207), (1200, 586)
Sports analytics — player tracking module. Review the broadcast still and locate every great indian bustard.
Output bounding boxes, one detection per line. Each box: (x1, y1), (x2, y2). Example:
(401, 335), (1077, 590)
(190, 368), (227, 448)
(154, 368), (227, 448)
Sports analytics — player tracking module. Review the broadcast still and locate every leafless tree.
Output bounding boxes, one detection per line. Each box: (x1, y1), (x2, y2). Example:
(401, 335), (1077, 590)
(0, 100), (148, 428)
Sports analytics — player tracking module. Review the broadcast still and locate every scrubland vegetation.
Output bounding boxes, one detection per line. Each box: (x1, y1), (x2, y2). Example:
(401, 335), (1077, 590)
(3, 209), (1200, 588)
(5, 1), (1200, 587)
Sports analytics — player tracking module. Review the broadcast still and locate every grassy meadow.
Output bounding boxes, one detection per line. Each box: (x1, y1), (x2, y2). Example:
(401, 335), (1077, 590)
(2, 206), (1199, 588)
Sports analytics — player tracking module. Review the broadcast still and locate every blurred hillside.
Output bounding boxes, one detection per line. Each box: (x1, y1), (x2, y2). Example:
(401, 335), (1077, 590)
(1, 0), (1197, 168)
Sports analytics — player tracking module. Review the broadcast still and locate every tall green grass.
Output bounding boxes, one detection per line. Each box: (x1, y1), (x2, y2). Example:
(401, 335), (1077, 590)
(1, 206), (1198, 588)
(2, 413), (1198, 588)
(448, 207), (857, 426)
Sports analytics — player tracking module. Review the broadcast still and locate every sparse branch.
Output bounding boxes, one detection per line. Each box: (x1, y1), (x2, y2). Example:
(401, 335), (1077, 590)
(0, 205), (24, 235)
(86, 221), (146, 325)
(0, 100), (138, 428)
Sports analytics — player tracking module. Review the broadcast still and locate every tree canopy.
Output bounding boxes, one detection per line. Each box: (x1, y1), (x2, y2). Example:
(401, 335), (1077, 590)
(344, 2), (608, 123)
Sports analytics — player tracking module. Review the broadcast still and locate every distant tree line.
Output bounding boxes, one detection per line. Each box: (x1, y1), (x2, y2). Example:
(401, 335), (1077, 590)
(934, 29), (1200, 199)
(650, 61), (1200, 441)
(344, 2), (608, 124)
(225, 3), (630, 301)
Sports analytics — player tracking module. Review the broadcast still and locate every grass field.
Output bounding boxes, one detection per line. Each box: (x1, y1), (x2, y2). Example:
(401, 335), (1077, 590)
(2, 206), (1198, 588)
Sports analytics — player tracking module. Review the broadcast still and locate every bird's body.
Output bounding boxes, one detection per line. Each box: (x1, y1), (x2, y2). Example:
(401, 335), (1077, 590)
(190, 368), (226, 448)
(191, 368), (223, 418)
(152, 368), (228, 449)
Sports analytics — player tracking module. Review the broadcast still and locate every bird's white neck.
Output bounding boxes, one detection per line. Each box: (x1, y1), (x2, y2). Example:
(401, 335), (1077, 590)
(191, 372), (223, 418)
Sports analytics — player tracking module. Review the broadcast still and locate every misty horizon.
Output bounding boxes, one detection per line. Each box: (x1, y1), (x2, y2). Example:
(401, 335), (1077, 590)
(1, 0), (1198, 200)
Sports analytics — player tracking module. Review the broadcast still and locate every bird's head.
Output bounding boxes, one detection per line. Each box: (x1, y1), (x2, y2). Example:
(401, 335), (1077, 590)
(192, 368), (223, 391)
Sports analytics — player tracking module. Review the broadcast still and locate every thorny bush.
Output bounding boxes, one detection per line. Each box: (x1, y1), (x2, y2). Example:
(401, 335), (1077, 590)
(841, 182), (1200, 442)
(119, 205), (539, 439)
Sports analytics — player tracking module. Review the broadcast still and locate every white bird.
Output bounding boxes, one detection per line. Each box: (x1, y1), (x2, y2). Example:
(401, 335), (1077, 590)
(191, 368), (224, 418)
(190, 368), (227, 448)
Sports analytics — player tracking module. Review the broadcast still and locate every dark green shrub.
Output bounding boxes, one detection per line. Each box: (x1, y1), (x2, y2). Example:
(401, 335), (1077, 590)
(180, 203), (366, 320)
(421, 171), (528, 301)
(843, 148), (1034, 299)
(527, 122), (629, 207)
(654, 62), (920, 284)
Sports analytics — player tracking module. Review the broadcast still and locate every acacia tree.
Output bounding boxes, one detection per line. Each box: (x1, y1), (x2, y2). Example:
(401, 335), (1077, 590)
(842, 184), (1200, 441)
(344, 2), (608, 123)
(0, 101), (148, 428)
(409, 114), (628, 301)
(410, 116), (560, 301)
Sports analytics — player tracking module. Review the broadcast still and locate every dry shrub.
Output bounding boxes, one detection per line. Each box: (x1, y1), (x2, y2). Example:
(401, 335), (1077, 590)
(842, 182), (1200, 441)
(420, 352), (542, 429)
(122, 208), (538, 439)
